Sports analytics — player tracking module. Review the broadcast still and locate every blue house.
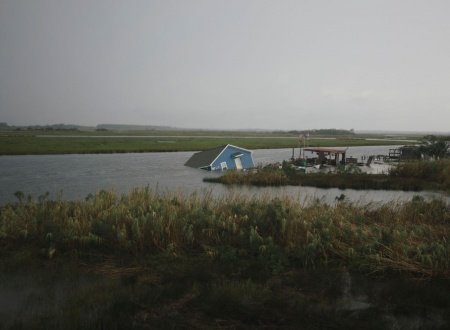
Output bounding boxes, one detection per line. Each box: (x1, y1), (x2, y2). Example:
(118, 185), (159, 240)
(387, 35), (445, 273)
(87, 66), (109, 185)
(185, 144), (255, 171)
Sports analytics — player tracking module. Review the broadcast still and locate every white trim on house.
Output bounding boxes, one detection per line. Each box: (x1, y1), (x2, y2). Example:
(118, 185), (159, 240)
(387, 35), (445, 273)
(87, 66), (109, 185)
(231, 152), (244, 159)
(227, 144), (253, 153)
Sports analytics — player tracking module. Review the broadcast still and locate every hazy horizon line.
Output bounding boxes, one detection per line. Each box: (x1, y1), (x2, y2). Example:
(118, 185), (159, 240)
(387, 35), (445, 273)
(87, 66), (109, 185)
(2, 121), (449, 135)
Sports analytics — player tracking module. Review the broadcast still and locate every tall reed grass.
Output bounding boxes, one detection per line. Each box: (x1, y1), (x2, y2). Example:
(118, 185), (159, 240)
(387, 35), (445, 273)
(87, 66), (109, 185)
(1, 188), (449, 277)
(215, 168), (288, 186)
(390, 159), (450, 190)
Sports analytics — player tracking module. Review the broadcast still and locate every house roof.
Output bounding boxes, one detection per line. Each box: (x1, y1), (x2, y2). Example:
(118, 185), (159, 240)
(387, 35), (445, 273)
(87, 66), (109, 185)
(185, 145), (227, 168)
(185, 144), (251, 168)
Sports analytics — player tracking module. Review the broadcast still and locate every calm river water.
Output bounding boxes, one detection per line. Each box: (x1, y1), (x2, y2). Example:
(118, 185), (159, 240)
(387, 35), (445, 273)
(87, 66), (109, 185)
(0, 146), (447, 205)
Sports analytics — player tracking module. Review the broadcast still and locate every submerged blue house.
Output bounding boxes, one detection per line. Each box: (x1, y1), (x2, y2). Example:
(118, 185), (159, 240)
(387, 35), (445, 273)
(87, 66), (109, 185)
(185, 144), (254, 171)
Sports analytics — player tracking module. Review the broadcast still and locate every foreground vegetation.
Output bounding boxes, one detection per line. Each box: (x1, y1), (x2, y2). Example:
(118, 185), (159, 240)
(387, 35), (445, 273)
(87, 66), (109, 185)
(1, 189), (450, 328)
(0, 129), (414, 155)
(3, 188), (449, 277)
(206, 159), (450, 192)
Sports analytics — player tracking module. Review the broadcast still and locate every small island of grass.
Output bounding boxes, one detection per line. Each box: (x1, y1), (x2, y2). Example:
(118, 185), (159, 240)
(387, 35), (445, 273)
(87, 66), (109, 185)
(204, 159), (450, 192)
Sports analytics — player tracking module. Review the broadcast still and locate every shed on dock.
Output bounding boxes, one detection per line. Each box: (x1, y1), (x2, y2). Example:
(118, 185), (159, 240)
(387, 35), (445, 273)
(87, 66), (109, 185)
(185, 144), (254, 171)
(304, 147), (347, 165)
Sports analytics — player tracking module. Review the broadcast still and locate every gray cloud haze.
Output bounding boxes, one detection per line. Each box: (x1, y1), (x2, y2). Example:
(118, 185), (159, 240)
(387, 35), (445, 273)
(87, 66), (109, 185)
(1, 0), (450, 131)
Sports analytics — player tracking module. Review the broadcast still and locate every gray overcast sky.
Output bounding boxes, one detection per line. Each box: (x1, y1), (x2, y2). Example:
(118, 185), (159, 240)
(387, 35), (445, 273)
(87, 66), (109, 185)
(1, 0), (450, 131)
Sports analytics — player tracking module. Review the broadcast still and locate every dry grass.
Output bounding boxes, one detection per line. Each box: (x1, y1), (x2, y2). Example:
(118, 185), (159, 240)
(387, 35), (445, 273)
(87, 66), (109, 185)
(1, 188), (449, 278)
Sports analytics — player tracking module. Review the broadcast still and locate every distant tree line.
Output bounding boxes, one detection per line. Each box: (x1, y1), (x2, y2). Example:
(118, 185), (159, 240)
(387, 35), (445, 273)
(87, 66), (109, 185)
(281, 128), (355, 136)
(15, 125), (81, 131)
(96, 124), (172, 131)
(0, 123), (86, 131)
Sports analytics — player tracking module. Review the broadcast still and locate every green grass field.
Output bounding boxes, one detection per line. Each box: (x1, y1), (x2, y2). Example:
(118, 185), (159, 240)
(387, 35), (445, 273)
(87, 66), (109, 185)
(0, 129), (415, 155)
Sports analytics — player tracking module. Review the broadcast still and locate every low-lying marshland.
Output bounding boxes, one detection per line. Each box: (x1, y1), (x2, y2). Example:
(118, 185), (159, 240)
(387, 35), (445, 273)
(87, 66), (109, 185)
(1, 188), (449, 328)
(0, 129), (412, 155)
(205, 159), (450, 192)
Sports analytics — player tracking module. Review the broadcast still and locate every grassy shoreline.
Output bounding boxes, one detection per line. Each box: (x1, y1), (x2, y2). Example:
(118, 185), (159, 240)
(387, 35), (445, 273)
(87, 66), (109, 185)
(2, 188), (449, 277)
(1, 189), (449, 328)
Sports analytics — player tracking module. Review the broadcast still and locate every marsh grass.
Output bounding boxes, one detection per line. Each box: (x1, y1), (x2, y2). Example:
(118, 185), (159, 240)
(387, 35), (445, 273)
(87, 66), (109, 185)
(207, 159), (450, 191)
(1, 188), (449, 278)
(0, 132), (409, 155)
(390, 159), (450, 190)
(1, 189), (450, 328)
(215, 168), (288, 186)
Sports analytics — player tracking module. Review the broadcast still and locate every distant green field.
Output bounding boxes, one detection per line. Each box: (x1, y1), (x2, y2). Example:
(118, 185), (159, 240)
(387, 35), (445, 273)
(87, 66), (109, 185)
(0, 130), (416, 155)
